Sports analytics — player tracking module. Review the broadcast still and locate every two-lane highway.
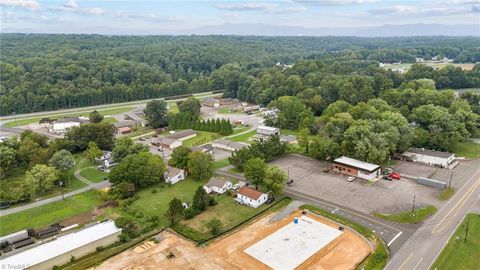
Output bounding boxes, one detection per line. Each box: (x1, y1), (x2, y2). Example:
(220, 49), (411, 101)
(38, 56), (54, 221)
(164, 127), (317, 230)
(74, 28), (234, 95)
(385, 167), (480, 270)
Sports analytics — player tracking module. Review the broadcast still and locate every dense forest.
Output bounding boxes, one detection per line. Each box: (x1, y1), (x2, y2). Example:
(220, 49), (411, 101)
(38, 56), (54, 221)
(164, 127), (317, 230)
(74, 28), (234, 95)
(1, 34), (480, 115)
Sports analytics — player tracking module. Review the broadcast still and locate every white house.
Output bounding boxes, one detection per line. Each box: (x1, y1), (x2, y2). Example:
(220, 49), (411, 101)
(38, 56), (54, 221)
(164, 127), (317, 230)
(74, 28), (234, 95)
(203, 177), (233, 194)
(257, 126), (280, 136)
(104, 158), (117, 168)
(212, 139), (249, 152)
(236, 187), (268, 208)
(95, 151), (112, 162)
(402, 147), (455, 168)
(164, 166), (186, 185)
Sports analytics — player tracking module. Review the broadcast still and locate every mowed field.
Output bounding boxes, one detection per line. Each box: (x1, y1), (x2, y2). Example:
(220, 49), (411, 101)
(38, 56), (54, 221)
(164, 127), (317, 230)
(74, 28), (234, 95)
(95, 210), (372, 270)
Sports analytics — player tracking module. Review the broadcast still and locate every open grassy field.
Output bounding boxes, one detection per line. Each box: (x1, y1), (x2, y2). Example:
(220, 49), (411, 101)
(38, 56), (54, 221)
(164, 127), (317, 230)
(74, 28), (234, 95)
(432, 213), (480, 270)
(102, 117), (118, 124)
(439, 187), (455, 201)
(79, 167), (108, 183)
(213, 158), (230, 169)
(0, 191), (100, 236)
(181, 195), (268, 235)
(3, 106), (134, 127)
(452, 140), (480, 158)
(129, 178), (204, 227)
(373, 205), (437, 224)
(182, 131), (220, 147)
(229, 130), (256, 142)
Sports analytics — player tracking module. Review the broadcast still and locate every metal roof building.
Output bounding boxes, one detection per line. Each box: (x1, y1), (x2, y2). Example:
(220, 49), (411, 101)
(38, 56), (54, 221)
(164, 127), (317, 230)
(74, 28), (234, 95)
(0, 221), (121, 270)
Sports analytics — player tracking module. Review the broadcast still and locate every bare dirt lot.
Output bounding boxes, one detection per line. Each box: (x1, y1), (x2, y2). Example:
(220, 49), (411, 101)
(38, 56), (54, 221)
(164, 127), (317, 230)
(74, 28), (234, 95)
(94, 211), (371, 270)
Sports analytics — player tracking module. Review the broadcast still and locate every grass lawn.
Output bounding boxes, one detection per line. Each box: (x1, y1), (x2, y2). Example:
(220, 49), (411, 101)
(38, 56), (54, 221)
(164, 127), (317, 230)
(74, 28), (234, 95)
(213, 158), (230, 170)
(102, 117), (118, 124)
(79, 167), (108, 183)
(218, 107), (242, 114)
(280, 129), (299, 136)
(0, 191), (100, 236)
(232, 125), (250, 135)
(129, 178), (204, 227)
(439, 187), (455, 201)
(452, 140), (480, 158)
(182, 131), (220, 147)
(181, 194), (268, 236)
(432, 213), (480, 270)
(229, 130), (256, 142)
(373, 205), (437, 224)
(3, 106), (134, 127)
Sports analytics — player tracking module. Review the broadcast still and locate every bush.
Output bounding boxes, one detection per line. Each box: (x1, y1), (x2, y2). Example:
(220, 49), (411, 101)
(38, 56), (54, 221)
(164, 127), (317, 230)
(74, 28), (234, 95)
(206, 218), (222, 235)
(208, 197), (217, 206)
(184, 208), (197, 219)
(96, 246), (105, 252)
(151, 189), (157, 194)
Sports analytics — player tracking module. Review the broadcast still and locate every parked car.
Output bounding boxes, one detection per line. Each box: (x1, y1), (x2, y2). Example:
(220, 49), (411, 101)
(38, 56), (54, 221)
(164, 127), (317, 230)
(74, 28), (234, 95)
(232, 184), (240, 190)
(266, 197), (275, 204)
(347, 176), (355, 182)
(388, 172), (401, 180)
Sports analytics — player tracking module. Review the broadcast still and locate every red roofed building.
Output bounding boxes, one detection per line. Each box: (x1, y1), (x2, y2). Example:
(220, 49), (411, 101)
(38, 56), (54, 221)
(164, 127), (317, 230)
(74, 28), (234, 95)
(117, 126), (132, 135)
(236, 187), (268, 208)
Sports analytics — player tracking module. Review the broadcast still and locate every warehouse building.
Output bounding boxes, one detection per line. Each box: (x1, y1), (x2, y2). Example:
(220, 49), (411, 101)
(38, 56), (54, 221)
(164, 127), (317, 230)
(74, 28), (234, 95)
(212, 139), (249, 152)
(332, 156), (381, 181)
(256, 125), (280, 136)
(0, 221), (121, 270)
(402, 147), (455, 168)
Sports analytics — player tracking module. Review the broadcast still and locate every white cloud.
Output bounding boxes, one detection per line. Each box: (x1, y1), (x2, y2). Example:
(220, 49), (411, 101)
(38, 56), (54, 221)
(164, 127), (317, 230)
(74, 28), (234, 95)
(273, 6), (306, 14)
(63, 0), (78, 9)
(472, 4), (480, 12)
(293, 0), (377, 5)
(214, 2), (278, 12)
(367, 5), (472, 16)
(0, 0), (40, 11)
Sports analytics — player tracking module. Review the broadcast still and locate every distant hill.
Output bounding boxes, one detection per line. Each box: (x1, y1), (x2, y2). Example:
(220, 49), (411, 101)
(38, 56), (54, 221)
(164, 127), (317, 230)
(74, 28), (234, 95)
(181, 23), (479, 37)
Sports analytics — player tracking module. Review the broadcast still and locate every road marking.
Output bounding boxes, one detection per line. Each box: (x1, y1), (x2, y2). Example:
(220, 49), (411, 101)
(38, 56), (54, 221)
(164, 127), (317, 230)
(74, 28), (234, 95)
(432, 176), (480, 233)
(387, 231), (403, 247)
(397, 252), (413, 270)
(285, 189), (402, 233)
(413, 258), (423, 270)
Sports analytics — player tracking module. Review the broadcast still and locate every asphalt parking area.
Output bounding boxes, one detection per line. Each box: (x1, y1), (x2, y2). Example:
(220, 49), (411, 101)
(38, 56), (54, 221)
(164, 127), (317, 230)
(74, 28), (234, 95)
(271, 154), (442, 214)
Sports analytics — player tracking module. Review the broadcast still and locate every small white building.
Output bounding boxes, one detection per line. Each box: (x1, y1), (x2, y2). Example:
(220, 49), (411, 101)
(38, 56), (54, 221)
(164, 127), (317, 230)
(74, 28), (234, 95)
(203, 177), (233, 194)
(236, 187), (268, 208)
(257, 126), (280, 136)
(104, 158), (117, 168)
(95, 151), (111, 162)
(212, 139), (249, 152)
(402, 147), (455, 168)
(164, 166), (186, 185)
(156, 137), (182, 150)
(50, 118), (83, 134)
(0, 221), (121, 270)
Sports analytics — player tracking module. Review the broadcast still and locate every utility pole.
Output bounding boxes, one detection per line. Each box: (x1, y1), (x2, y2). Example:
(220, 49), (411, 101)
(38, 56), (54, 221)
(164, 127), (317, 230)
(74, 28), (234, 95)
(448, 169), (453, 188)
(412, 194), (416, 216)
(464, 215), (470, 243)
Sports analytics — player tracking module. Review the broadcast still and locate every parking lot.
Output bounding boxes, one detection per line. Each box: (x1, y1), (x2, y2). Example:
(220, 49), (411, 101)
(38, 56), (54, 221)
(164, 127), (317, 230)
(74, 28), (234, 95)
(271, 155), (443, 214)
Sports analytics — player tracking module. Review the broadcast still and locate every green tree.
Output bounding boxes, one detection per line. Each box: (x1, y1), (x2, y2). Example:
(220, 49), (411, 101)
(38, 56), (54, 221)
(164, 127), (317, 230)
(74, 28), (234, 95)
(85, 141), (103, 162)
(0, 145), (16, 179)
(65, 123), (116, 151)
(187, 151), (213, 181)
(168, 146), (192, 169)
(264, 166), (287, 195)
(165, 197), (184, 225)
(49, 149), (75, 172)
(89, 110), (104, 123)
(309, 136), (340, 160)
(25, 164), (58, 194)
(192, 186), (209, 212)
(206, 218), (222, 235)
(109, 152), (165, 188)
(244, 158), (267, 190)
(144, 100), (168, 128)
(177, 97), (201, 116)
(111, 182), (136, 199)
(112, 137), (148, 162)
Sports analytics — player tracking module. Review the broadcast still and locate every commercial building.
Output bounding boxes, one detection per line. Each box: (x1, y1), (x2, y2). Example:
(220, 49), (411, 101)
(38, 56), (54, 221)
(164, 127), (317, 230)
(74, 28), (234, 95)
(167, 129), (197, 141)
(202, 98), (219, 107)
(256, 126), (280, 136)
(402, 147), (455, 168)
(236, 187), (268, 208)
(155, 137), (182, 150)
(116, 126), (132, 135)
(332, 156), (381, 181)
(0, 221), (121, 270)
(50, 117), (89, 134)
(212, 139), (249, 152)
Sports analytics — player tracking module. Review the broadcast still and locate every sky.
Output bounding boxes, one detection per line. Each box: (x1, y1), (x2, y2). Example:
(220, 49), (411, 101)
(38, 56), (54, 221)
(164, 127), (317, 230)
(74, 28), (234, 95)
(1, 0), (479, 34)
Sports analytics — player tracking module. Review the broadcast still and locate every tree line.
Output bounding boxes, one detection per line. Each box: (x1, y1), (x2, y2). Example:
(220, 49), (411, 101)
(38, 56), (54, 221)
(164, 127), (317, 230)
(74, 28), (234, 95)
(1, 34), (479, 115)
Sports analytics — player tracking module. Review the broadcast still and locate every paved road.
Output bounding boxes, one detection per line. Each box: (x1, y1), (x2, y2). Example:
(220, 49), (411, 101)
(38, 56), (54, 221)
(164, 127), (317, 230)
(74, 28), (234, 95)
(385, 166), (480, 270)
(216, 168), (414, 255)
(0, 181), (110, 217)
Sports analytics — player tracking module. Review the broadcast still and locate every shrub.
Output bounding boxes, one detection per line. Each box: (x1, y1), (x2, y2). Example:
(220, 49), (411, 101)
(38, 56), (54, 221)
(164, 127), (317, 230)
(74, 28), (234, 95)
(151, 189), (157, 194)
(206, 218), (222, 235)
(208, 197), (217, 206)
(184, 208), (197, 219)
(96, 246), (105, 252)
